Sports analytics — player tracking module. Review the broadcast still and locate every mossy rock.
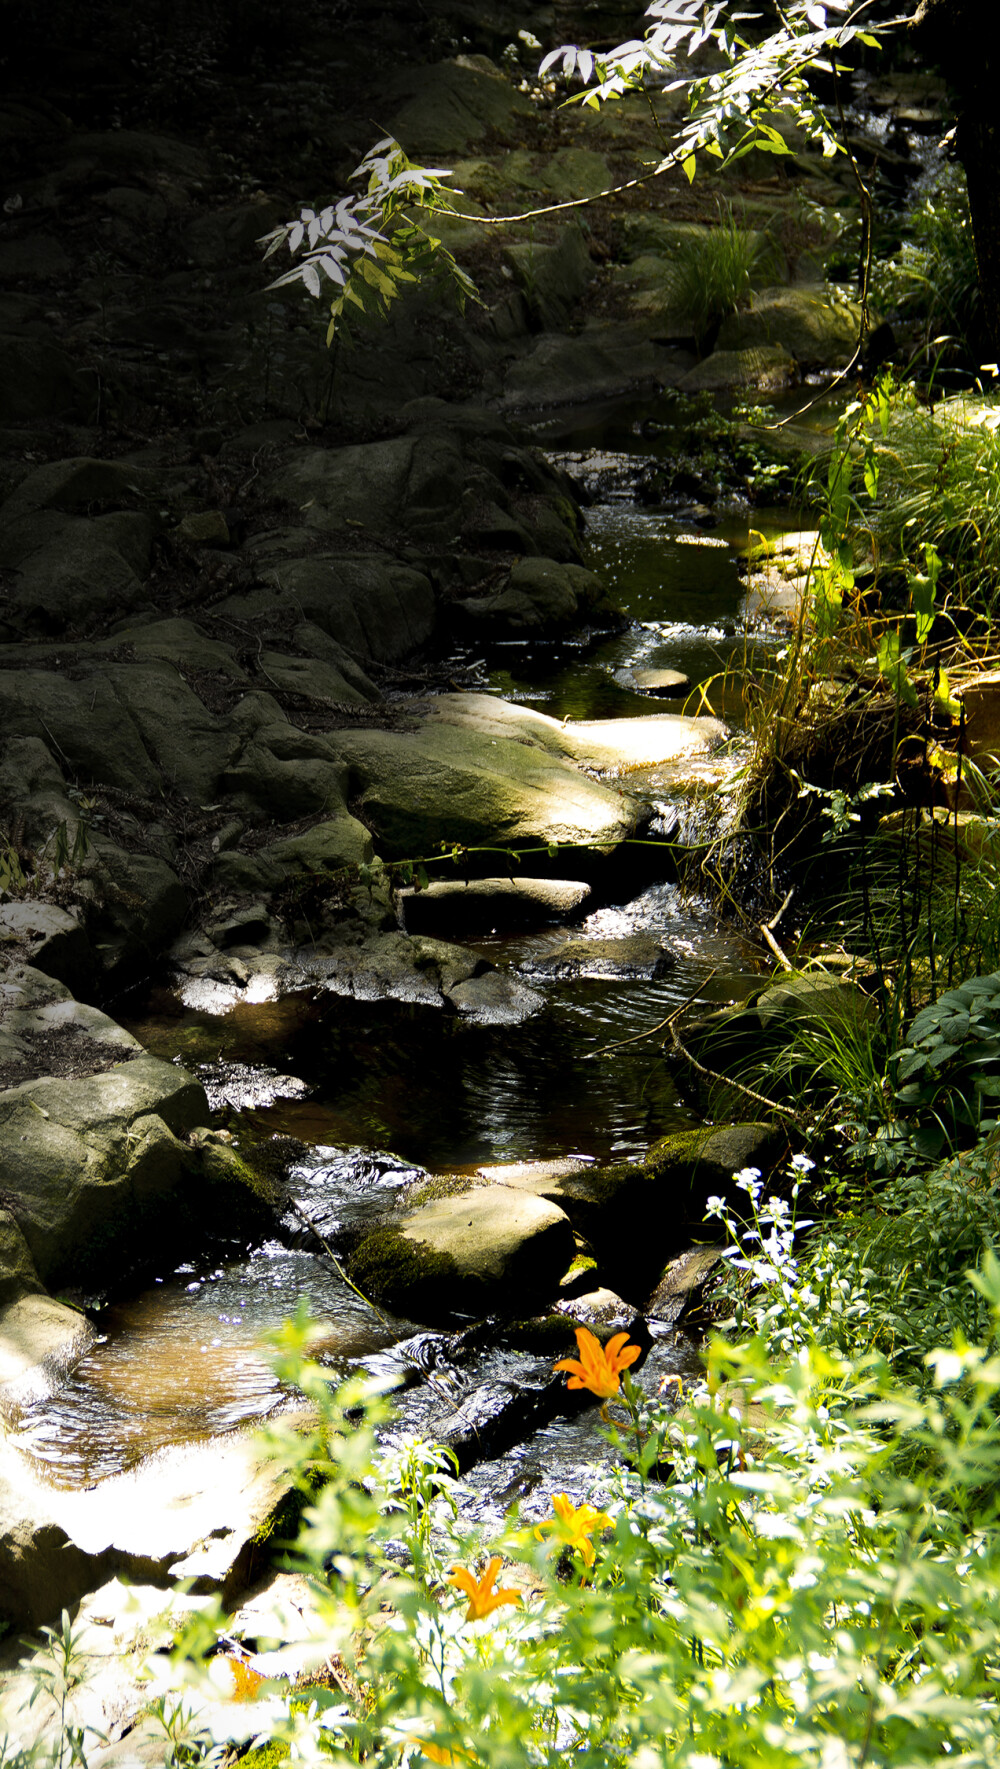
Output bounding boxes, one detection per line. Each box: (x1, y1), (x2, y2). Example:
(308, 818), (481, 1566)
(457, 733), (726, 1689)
(717, 284), (863, 370)
(348, 1186), (575, 1325)
(186, 1131), (285, 1241)
(346, 1225), (461, 1322)
(492, 1123), (784, 1300)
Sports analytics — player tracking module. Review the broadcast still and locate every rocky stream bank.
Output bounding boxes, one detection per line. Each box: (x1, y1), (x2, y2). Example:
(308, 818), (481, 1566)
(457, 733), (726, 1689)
(0, 0), (950, 1751)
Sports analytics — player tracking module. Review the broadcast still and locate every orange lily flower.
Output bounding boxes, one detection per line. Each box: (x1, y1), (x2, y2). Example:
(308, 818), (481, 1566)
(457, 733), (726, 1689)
(534, 1493), (612, 1567)
(554, 1326), (640, 1402)
(446, 1556), (522, 1622)
(413, 1743), (468, 1766)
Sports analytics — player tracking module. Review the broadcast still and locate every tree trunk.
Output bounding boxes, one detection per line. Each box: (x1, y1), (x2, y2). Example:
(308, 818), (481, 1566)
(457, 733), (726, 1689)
(911, 0), (1000, 354)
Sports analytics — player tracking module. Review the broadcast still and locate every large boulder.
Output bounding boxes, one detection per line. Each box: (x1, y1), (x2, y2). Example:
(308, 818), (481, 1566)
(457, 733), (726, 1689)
(0, 1057), (211, 1289)
(0, 1421), (298, 1630)
(504, 224), (594, 328)
(717, 284), (862, 370)
(0, 961), (139, 1082)
(347, 1184), (576, 1322)
(235, 553), (436, 664)
(322, 714), (651, 858)
(454, 557), (617, 634)
(385, 57), (534, 155)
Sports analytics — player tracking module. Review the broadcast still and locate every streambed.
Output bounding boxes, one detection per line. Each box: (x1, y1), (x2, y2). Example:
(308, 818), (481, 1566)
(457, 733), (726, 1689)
(15, 389), (802, 1508)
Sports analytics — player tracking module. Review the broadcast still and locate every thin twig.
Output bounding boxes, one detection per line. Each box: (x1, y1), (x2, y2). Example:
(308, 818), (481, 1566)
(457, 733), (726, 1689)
(667, 1022), (801, 1121)
(760, 925), (794, 971)
(285, 1196), (394, 1331)
(765, 886), (796, 933)
(587, 967), (720, 1060)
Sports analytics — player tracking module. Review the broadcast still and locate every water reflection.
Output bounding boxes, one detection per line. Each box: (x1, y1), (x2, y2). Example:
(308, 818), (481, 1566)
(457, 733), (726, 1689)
(13, 1247), (408, 1487)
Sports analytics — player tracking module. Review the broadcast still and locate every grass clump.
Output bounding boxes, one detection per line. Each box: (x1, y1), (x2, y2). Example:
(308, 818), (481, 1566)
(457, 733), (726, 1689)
(668, 201), (775, 355)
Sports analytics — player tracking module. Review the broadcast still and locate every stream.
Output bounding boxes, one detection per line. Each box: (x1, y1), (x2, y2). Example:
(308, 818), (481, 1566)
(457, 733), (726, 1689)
(10, 389), (820, 1520)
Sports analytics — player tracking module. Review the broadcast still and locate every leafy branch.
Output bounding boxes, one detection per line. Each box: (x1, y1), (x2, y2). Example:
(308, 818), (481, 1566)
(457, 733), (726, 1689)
(257, 137), (479, 342)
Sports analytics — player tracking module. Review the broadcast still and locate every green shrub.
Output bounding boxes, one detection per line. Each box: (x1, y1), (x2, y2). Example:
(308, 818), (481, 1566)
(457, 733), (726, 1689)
(875, 163), (981, 359)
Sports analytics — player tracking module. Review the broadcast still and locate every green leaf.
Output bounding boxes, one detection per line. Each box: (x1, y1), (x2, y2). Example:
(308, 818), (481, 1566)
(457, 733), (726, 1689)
(681, 153), (697, 183)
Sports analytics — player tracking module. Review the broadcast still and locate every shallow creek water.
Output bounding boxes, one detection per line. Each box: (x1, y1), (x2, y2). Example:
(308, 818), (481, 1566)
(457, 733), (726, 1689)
(16, 390), (807, 1508)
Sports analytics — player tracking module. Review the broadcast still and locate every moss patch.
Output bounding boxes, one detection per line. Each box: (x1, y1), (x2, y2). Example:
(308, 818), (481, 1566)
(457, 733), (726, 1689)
(346, 1225), (459, 1320)
(405, 1173), (477, 1208)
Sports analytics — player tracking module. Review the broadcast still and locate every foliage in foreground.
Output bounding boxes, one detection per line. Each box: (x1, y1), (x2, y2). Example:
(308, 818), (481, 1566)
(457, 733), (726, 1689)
(12, 1248), (1000, 1769)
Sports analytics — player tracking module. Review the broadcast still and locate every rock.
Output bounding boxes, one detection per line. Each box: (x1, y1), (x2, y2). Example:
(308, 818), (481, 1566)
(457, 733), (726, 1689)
(503, 321), (689, 410)
(0, 515), (153, 631)
(554, 1287), (635, 1332)
(261, 814), (374, 878)
(175, 510), (230, 547)
(266, 434), (468, 545)
(100, 662), (239, 803)
(456, 556), (616, 634)
(0, 1208), (46, 1310)
(257, 649), (378, 709)
(231, 553), (436, 664)
(632, 668), (691, 695)
(397, 877), (591, 935)
(0, 1463), (110, 1631)
(422, 693), (725, 778)
(322, 706), (651, 859)
(527, 932), (671, 980)
(1, 1579), (215, 1763)
(646, 1245), (724, 1327)
(386, 57), (533, 155)
(347, 1185), (576, 1322)
(504, 224), (594, 328)
(0, 459), (159, 525)
(0, 903), (94, 993)
(478, 1156), (594, 1187)
(0, 1420), (297, 1630)
(116, 616), (249, 680)
(0, 962), (140, 1083)
(220, 718), (351, 820)
(0, 1056), (210, 1289)
(754, 974), (876, 1033)
(717, 285), (863, 370)
(0, 668), (162, 795)
(0, 1294), (94, 1413)
(0, 331), (95, 424)
(296, 929), (541, 1022)
(491, 1123), (783, 1297)
(446, 971), (544, 1023)
(677, 344), (798, 393)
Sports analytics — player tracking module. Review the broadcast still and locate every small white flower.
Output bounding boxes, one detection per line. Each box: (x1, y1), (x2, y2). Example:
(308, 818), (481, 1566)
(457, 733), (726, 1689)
(704, 1195), (727, 1218)
(790, 1153), (815, 1173)
(734, 1166), (762, 1195)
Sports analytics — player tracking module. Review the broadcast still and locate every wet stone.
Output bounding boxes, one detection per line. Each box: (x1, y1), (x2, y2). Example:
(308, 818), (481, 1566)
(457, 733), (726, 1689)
(632, 668), (691, 695)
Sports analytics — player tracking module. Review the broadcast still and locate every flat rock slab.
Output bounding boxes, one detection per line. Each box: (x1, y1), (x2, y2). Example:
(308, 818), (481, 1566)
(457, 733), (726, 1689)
(0, 1421), (298, 1630)
(397, 877), (591, 935)
(323, 714), (649, 858)
(421, 693), (725, 780)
